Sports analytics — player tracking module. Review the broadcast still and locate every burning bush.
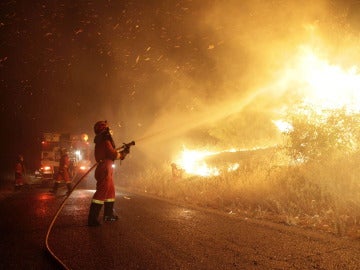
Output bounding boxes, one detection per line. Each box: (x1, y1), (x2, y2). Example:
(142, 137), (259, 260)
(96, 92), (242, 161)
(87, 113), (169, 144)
(285, 107), (360, 163)
(120, 106), (360, 238)
(119, 47), (360, 238)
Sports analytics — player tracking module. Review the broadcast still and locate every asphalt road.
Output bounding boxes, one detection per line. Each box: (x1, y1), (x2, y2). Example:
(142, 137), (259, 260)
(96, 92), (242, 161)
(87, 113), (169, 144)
(0, 182), (359, 270)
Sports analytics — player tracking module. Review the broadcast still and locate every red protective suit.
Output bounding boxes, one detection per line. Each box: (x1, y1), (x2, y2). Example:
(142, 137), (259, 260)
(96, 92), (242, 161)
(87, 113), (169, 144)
(88, 122), (129, 226)
(14, 158), (25, 188)
(92, 137), (120, 204)
(55, 153), (71, 184)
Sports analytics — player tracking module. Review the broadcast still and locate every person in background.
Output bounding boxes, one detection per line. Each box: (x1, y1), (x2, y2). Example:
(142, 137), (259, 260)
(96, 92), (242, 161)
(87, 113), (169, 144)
(50, 148), (72, 195)
(171, 163), (184, 181)
(88, 120), (130, 227)
(14, 154), (26, 190)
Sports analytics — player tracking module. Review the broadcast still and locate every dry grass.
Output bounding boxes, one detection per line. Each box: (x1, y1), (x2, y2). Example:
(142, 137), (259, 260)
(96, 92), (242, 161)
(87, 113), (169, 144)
(120, 155), (360, 238)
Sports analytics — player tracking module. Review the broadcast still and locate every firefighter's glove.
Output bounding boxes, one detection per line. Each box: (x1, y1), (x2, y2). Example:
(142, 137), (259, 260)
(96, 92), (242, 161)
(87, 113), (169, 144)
(119, 148), (129, 160)
(124, 145), (130, 154)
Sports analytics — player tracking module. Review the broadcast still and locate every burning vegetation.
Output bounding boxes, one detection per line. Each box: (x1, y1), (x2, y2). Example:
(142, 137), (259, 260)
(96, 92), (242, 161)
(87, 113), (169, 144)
(121, 43), (360, 238)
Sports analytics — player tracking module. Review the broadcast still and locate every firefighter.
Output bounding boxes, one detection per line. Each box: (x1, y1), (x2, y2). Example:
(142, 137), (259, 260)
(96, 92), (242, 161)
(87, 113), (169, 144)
(171, 162), (184, 181)
(14, 154), (25, 190)
(88, 120), (129, 226)
(50, 148), (72, 195)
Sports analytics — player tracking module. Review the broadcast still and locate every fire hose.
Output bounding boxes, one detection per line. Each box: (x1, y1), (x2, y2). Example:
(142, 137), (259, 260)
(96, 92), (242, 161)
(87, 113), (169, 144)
(45, 141), (135, 270)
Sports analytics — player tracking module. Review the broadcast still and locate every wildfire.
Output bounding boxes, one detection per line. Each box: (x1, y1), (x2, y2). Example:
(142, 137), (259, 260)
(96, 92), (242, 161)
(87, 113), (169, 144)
(271, 46), (360, 133)
(281, 46), (360, 113)
(174, 148), (220, 177)
(300, 50), (360, 112)
(173, 147), (250, 177)
(176, 46), (360, 176)
(272, 119), (293, 133)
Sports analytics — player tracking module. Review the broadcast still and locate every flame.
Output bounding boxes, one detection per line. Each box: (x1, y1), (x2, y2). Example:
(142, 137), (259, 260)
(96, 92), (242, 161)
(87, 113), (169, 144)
(174, 147), (244, 177)
(175, 148), (220, 177)
(300, 51), (360, 112)
(282, 47), (360, 112)
(175, 47), (360, 175)
(269, 46), (360, 135)
(272, 119), (293, 133)
(227, 163), (240, 172)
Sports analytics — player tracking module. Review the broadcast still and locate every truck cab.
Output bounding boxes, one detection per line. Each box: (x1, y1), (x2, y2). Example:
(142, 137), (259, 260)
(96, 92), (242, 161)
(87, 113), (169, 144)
(35, 132), (91, 180)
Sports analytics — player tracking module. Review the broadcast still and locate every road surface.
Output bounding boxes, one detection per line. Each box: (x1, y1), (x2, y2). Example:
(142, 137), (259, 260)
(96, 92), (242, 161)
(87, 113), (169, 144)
(0, 182), (359, 270)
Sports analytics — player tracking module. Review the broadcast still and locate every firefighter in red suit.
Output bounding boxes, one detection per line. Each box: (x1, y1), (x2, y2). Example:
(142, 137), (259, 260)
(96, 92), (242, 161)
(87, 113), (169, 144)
(51, 148), (72, 195)
(88, 120), (129, 226)
(14, 154), (25, 190)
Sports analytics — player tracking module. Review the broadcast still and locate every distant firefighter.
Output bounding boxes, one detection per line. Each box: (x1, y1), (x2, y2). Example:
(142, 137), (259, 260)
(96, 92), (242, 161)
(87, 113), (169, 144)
(50, 148), (72, 195)
(171, 163), (184, 180)
(14, 154), (26, 190)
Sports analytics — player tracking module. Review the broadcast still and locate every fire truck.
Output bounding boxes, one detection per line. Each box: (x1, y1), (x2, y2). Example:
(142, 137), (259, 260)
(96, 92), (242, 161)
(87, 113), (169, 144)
(35, 132), (92, 180)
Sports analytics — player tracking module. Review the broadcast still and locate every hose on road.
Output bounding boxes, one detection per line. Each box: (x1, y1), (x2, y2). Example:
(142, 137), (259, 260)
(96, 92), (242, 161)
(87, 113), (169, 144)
(45, 162), (98, 270)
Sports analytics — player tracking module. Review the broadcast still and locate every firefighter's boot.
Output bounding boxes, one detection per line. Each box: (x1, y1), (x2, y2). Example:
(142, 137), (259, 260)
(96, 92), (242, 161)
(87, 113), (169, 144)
(66, 183), (72, 196)
(103, 202), (118, 222)
(88, 203), (103, 226)
(50, 182), (59, 194)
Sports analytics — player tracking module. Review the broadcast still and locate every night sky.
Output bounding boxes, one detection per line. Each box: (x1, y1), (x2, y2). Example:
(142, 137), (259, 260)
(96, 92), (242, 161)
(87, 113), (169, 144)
(1, 0), (360, 172)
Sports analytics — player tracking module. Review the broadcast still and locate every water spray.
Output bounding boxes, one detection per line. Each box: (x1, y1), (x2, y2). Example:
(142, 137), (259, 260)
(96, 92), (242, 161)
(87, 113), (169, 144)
(134, 130), (169, 143)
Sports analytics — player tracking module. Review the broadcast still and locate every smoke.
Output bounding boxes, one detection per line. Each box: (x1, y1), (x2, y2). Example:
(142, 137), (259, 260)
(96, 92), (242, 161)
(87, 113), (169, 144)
(107, 0), (344, 162)
(2, 0), (359, 170)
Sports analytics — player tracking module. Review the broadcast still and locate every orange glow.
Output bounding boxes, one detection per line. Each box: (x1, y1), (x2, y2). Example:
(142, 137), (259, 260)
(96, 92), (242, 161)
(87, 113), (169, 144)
(81, 133), (89, 142)
(174, 147), (243, 177)
(278, 46), (360, 113)
(227, 163), (240, 172)
(269, 45), (360, 144)
(37, 193), (53, 201)
(272, 120), (293, 133)
(42, 166), (51, 171)
(175, 148), (220, 177)
(299, 49), (360, 112)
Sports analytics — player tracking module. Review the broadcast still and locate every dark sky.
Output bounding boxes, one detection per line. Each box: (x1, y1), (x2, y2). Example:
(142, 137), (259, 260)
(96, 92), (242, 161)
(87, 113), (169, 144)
(1, 0), (360, 171)
(1, 0), (216, 169)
